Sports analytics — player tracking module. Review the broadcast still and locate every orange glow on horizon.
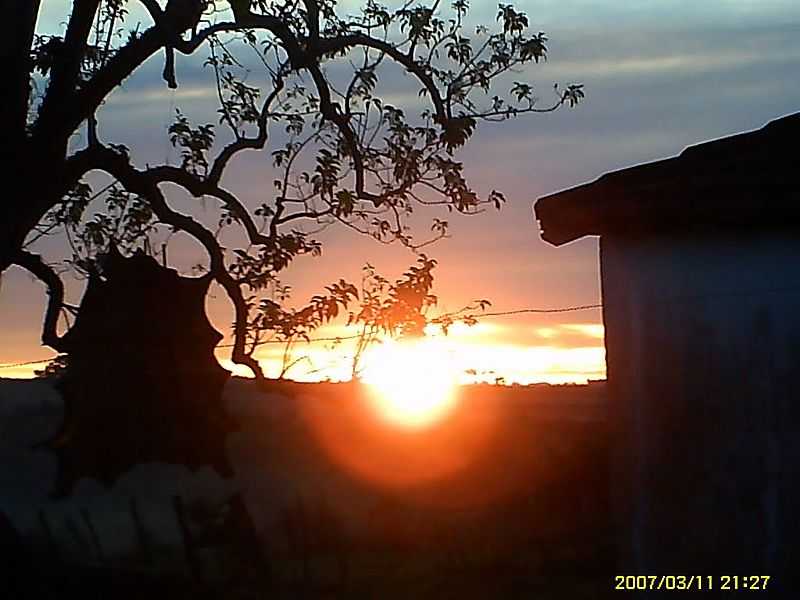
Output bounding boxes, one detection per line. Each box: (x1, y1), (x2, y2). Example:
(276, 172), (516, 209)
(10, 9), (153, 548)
(215, 320), (606, 385)
(3, 322), (606, 383)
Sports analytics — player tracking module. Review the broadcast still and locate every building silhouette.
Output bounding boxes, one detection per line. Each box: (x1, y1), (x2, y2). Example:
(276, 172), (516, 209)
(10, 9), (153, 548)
(536, 111), (800, 592)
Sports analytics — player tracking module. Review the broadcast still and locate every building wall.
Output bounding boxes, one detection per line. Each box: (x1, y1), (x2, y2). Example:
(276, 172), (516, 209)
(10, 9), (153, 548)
(600, 231), (800, 581)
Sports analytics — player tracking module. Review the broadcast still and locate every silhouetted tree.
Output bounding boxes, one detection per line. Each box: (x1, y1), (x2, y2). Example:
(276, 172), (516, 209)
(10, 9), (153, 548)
(3, 0), (582, 378)
(346, 255), (490, 377)
(46, 249), (234, 494)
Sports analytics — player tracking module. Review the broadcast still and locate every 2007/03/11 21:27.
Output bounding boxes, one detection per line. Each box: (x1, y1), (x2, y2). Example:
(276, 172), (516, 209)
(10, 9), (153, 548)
(615, 575), (771, 591)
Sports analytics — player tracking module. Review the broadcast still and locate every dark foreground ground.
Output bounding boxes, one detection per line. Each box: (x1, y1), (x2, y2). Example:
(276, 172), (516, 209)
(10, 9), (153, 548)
(2, 379), (614, 598)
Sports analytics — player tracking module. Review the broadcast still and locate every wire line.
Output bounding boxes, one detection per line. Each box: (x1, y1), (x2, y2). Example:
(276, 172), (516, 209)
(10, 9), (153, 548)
(0, 302), (604, 368)
(216, 303), (603, 348)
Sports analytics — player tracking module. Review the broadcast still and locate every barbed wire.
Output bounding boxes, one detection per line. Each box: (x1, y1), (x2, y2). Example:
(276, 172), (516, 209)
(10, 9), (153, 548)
(216, 303), (603, 348)
(0, 302), (603, 369)
(471, 304), (602, 317)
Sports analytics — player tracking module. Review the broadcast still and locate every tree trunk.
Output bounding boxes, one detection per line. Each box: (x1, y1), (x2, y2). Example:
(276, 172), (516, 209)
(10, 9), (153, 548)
(0, 163), (38, 273)
(0, 142), (72, 274)
(0, 0), (45, 273)
(0, 0), (41, 148)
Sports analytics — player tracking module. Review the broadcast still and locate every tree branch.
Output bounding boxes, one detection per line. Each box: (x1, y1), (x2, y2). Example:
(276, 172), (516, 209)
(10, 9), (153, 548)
(34, 0), (101, 136)
(65, 146), (271, 249)
(302, 0), (320, 42)
(318, 33), (449, 121)
(207, 70), (287, 184)
(147, 166), (273, 247)
(306, 62), (383, 206)
(137, 0), (163, 22)
(13, 251), (67, 352)
(76, 144), (265, 379)
(227, 3), (310, 69)
(36, 0), (205, 142)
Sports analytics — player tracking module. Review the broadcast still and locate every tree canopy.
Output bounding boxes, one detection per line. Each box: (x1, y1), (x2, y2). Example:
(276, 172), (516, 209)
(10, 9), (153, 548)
(3, 0), (583, 379)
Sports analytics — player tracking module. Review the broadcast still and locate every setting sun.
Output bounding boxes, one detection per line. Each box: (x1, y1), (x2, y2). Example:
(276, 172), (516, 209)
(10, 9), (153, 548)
(359, 338), (459, 428)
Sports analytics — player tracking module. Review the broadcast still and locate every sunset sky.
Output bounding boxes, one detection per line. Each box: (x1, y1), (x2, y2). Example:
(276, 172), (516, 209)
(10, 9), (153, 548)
(2, 0), (799, 382)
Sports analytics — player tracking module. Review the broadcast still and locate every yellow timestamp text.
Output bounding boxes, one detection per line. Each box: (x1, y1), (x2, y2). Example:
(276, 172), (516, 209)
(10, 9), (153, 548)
(614, 575), (771, 591)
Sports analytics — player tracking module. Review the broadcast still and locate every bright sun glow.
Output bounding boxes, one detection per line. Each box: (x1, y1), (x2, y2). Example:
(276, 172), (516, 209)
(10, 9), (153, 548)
(360, 338), (459, 428)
